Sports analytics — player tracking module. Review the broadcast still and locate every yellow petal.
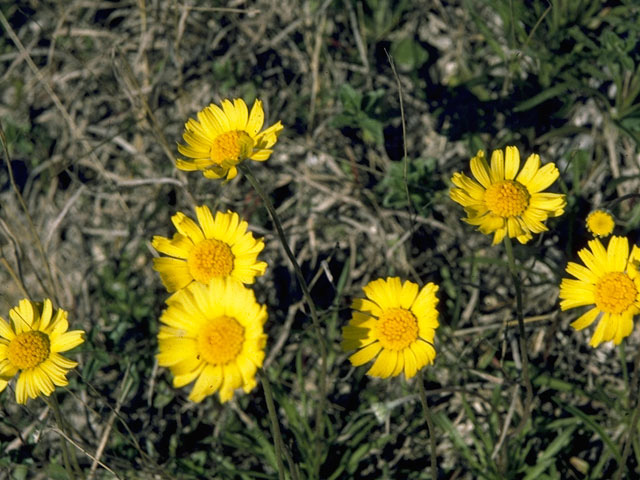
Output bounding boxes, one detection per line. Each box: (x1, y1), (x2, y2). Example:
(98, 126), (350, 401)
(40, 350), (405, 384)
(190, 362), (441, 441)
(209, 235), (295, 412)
(219, 363), (242, 402)
(151, 235), (192, 259)
(570, 308), (599, 330)
(613, 314), (634, 344)
(504, 146), (521, 180)
(367, 349), (397, 378)
(399, 280), (419, 310)
(0, 317), (15, 342)
(515, 153), (540, 185)
(188, 364), (223, 403)
(232, 98), (249, 129)
(403, 348), (419, 379)
(195, 205), (216, 239)
(469, 150), (492, 188)
(247, 99), (265, 136)
(51, 330), (84, 353)
(525, 163), (559, 193)
(362, 278), (394, 311)
(152, 258), (192, 292)
(38, 299), (53, 331)
(589, 314), (609, 347)
(10, 299), (35, 333)
(207, 103), (231, 132)
(607, 236), (628, 272)
(173, 366), (202, 388)
(15, 371), (28, 404)
(172, 214), (205, 243)
(489, 148), (505, 183)
(391, 352), (404, 377)
(565, 262), (599, 284)
(348, 342), (382, 366)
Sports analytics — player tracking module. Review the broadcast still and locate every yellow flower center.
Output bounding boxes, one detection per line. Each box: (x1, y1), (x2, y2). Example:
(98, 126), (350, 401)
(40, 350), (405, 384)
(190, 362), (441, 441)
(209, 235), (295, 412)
(377, 308), (418, 350)
(210, 130), (254, 165)
(484, 180), (530, 217)
(197, 316), (245, 365)
(187, 239), (234, 284)
(594, 272), (637, 314)
(7, 331), (50, 370)
(586, 210), (615, 237)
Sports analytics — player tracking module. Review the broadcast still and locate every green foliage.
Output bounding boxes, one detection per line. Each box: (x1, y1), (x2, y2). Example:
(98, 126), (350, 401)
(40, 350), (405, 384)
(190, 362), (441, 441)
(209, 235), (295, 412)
(3, 0), (640, 478)
(361, 0), (411, 40)
(2, 118), (55, 165)
(390, 35), (429, 72)
(375, 156), (439, 215)
(332, 83), (386, 145)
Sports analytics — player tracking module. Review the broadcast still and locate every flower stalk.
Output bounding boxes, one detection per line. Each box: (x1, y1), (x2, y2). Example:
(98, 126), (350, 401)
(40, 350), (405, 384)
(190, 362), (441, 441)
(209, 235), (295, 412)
(417, 371), (438, 480)
(47, 394), (83, 480)
(260, 370), (287, 480)
(503, 235), (533, 435)
(239, 163), (328, 468)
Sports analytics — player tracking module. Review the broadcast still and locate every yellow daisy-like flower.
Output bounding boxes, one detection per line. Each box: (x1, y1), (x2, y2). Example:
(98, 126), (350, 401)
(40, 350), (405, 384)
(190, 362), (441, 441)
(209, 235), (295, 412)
(157, 279), (267, 403)
(342, 277), (439, 379)
(586, 210), (615, 238)
(450, 146), (566, 245)
(559, 236), (640, 347)
(176, 98), (283, 181)
(0, 299), (84, 404)
(152, 206), (267, 293)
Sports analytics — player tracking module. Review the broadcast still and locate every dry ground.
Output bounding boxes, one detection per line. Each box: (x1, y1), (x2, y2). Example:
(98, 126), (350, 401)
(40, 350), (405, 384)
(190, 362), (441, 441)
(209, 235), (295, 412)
(1, 1), (640, 479)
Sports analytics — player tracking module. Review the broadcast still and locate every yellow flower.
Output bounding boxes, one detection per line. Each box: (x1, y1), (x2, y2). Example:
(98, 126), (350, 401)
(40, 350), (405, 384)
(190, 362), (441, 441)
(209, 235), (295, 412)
(176, 98), (283, 180)
(152, 206), (267, 292)
(342, 277), (439, 379)
(586, 210), (615, 238)
(157, 279), (267, 403)
(450, 146), (566, 245)
(559, 236), (640, 347)
(0, 299), (84, 404)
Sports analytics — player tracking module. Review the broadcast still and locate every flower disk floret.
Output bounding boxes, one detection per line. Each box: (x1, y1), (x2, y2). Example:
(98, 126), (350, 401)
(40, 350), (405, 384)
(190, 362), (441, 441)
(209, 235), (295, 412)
(586, 210), (615, 238)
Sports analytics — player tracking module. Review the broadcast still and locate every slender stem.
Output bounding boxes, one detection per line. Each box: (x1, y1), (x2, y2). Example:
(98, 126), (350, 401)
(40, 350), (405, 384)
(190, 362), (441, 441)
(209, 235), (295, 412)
(417, 371), (438, 480)
(239, 163), (328, 470)
(503, 236), (533, 436)
(0, 257), (30, 298)
(615, 349), (640, 480)
(0, 123), (58, 302)
(48, 394), (83, 480)
(259, 370), (286, 480)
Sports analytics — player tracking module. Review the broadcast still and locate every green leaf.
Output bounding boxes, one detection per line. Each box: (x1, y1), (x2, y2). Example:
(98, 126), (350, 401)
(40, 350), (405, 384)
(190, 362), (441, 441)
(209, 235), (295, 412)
(390, 35), (428, 71)
(338, 84), (362, 113)
(434, 411), (483, 472)
(514, 82), (574, 112)
(558, 399), (622, 464)
(46, 464), (71, 480)
(359, 116), (384, 145)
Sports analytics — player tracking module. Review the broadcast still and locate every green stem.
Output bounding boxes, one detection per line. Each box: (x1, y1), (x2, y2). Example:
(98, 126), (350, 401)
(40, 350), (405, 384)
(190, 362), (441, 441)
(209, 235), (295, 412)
(48, 394), (83, 479)
(503, 236), (533, 436)
(259, 370), (287, 480)
(417, 371), (438, 480)
(239, 163), (328, 470)
(615, 349), (640, 480)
